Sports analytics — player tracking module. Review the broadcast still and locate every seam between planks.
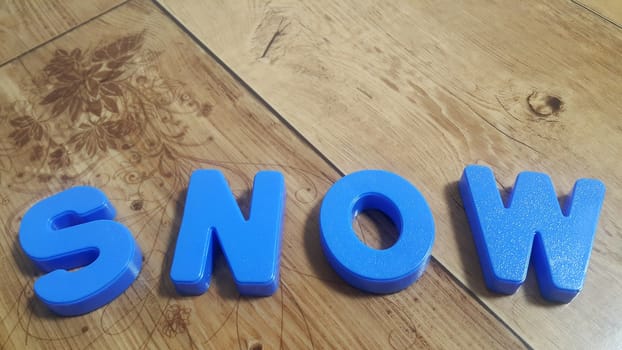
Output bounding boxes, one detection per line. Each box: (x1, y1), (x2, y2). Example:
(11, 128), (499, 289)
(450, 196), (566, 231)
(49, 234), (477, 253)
(571, 0), (622, 30)
(0, 0), (132, 68)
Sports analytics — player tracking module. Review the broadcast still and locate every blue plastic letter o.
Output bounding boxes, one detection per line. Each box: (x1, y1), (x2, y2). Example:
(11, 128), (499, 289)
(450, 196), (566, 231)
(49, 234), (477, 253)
(320, 170), (434, 294)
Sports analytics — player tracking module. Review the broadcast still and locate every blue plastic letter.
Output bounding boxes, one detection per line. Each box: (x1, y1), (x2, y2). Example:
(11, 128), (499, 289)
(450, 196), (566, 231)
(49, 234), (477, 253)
(319, 170), (435, 294)
(459, 165), (605, 303)
(19, 186), (142, 316)
(170, 170), (286, 296)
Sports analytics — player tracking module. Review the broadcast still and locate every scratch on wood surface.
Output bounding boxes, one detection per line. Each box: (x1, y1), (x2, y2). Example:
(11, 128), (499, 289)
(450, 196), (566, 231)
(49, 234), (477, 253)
(261, 18), (290, 59)
(356, 87), (373, 99)
(494, 95), (524, 123)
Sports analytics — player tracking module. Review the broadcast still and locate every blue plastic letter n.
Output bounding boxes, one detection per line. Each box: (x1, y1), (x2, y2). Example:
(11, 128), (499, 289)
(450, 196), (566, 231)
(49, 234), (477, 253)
(459, 165), (605, 303)
(170, 170), (286, 296)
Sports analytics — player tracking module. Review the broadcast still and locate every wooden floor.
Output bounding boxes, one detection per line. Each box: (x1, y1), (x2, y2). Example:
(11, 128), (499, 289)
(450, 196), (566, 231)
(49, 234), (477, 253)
(0, 0), (620, 349)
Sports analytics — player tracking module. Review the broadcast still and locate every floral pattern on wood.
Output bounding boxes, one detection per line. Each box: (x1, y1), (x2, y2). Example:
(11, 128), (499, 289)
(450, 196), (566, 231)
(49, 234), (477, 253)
(0, 31), (212, 187)
(161, 304), (191, 337)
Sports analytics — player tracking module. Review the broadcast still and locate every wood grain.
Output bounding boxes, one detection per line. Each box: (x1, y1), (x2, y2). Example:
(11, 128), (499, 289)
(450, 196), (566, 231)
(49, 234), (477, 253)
(159, 0), (622, 348)
(0, 0), (125, 65)
(0, 0), (525, 348)
(575, 0), (622, 26)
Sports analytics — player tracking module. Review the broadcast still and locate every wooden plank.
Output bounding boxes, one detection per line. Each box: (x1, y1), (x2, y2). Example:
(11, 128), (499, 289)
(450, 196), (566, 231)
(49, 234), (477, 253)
(0, 0), (525, 348)
(0, 0), (125, 65)
(575, 0), (622, 27)
(158, 0), (622, 348)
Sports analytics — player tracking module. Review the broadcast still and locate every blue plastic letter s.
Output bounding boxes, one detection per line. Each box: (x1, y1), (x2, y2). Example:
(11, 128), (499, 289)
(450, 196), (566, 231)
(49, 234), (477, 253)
(459, 165), (605, 303)
(170, 170), (286, 296)
(19, 186), (142, 316)
(320, 170), (435, 294)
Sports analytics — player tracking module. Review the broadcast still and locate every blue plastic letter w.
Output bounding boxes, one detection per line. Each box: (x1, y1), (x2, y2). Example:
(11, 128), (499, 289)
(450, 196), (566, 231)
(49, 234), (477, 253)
(170, 170), (286, 296)
(459, 165), (605, 303)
